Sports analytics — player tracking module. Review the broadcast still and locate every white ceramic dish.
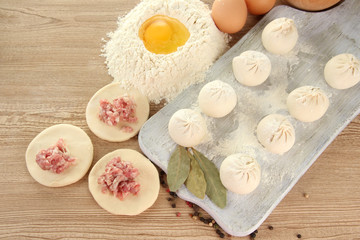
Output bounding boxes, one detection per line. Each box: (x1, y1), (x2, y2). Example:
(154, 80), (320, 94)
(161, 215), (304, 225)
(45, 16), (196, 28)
(139, 1), (360, 236)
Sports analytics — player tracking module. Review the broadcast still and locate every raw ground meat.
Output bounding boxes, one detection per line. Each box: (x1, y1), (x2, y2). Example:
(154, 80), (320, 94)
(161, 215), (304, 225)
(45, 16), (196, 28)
(98, 96), (137, 131)
(35, 138), (76, 174)
(97, 157), (140, 200)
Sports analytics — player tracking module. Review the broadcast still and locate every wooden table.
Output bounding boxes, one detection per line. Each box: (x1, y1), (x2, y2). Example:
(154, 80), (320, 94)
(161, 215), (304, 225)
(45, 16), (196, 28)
(1, 0), (359, 239)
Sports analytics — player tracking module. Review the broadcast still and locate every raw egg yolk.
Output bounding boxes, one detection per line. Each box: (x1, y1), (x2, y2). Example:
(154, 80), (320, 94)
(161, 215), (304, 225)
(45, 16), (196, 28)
(139, 15), (190, 54)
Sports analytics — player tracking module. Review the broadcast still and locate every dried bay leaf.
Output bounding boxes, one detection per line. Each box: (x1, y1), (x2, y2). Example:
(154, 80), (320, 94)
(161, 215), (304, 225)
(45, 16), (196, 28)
(167, 145), (190, 192)
(192, 148), (227, 208)
(185, 152), (206, 199)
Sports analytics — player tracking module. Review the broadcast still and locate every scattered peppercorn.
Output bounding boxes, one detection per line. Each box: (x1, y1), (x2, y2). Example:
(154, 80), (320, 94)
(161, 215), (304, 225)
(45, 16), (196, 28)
(216, 229), (225, 238)
(268, 225), (274, 230)
(171, 203), (176, 208)
(193, 212), (199, 216)
(304, 193), (309, 199)
(297, 234), (302, 238)
(250, 232), (256, 239)
(170, 191), (178, 198)
(176, 212), (181, 217)
(192, 215), (198, 220)
(254, 229), (258, 234)
(166, 188), (170, 193)
(167, 197), (173, 201)
(199, 217), (206, 223)
(209, 222), (213, 227)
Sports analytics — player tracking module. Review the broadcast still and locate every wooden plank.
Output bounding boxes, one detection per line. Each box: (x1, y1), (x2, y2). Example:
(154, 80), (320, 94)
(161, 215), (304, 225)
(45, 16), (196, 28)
(0, 0), (359, 239)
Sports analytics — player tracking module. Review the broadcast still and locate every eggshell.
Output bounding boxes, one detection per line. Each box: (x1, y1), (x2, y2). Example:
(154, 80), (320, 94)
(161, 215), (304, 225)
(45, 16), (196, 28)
(245, 0), (276, 15)
(211, 0), (248, 34)
(286, 0), (341, 11)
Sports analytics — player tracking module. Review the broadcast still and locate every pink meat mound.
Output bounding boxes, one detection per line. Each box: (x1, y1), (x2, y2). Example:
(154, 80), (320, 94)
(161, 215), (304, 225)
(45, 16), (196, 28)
(35, 138), (76, 174)
(97, 157), (140, 200)
(98, 97), (137, 130)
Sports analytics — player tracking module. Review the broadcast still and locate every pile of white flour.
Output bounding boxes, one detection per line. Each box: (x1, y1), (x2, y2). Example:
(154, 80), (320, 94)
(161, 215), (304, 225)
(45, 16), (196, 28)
(102, 0), (229, 103)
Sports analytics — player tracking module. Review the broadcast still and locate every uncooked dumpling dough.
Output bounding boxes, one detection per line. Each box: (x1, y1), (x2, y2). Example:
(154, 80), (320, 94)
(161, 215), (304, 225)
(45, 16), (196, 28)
(220, 154), (261, 195)
(287, 86), (329, 122)
(262, 17), (298, 55)
(168, 109), (207, 147)
(256, 114), (295, 155)
(88, 149), (160, 215)
(232, 50), (271, 86)
(324, 53), (360, 89)
(86, 82), (149, 142)
(198, 80), (237, 118)
(25, 124), (93, 187)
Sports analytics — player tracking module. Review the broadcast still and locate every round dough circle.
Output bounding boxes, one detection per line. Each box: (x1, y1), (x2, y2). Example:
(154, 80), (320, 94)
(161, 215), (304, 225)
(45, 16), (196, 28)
(262, 17), (298, 55)
(88, 149), (160, 215)
(287, 86), (329, 122)
(25, 124), (94, 187)
(198, 80), (237, 118)
(324, 53), (360, 89)
(168, 109), (207, 147)
(232, 50), (271, 86)
(86, 83), (150, 142)
(220, 154), (261, 195)
(256, 114), (295, 155)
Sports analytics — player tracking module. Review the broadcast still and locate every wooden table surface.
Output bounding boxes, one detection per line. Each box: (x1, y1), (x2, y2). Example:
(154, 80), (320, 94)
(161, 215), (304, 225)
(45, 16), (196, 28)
(1, 0), (359, 239)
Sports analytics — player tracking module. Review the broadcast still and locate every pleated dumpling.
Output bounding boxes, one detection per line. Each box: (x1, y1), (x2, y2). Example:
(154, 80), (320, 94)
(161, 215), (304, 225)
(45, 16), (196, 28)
(168, 109), (207, 147)
(287, 86), (329, 122)
(198, 80), (237, 118)
(256, 114), (295, 155)
(232, 50), (272, 86)
(262, 17), (298, 55)
(324, 53), (360, 89)
(220, 154), (261, 195)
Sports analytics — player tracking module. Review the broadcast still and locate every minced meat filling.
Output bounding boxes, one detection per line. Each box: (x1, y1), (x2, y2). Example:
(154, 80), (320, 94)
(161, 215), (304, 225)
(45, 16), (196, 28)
(98, 96), (137, 131)
(97, 157), (140, 200)
(35, 138), (76, 174)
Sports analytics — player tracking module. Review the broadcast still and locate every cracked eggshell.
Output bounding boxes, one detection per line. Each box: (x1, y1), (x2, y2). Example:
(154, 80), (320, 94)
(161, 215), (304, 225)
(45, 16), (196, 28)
(232, 50), (271, 86)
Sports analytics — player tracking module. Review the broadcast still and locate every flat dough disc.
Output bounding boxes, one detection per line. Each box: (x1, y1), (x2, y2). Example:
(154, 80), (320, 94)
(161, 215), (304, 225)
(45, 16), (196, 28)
(86, 83), (149, 142)
(88, 149), (160, 215)
(25, 124), (94, 187)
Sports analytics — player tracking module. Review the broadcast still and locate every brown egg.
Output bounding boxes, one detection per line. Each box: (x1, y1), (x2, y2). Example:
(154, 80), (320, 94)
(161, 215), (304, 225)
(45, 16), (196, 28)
(286, 0), (342, 11)
(245, 0), (276, 15)
(211, 0), (248, 34)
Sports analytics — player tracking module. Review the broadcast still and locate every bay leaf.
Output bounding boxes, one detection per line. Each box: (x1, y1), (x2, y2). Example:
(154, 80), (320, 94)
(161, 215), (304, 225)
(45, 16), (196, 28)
(185, 152), (206, 199)
(167, 145), (190, 192)
(192, 148), (227, 208)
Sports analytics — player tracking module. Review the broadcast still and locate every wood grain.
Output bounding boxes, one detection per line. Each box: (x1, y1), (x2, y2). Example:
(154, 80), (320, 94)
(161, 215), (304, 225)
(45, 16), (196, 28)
(0, 0), (359, 239)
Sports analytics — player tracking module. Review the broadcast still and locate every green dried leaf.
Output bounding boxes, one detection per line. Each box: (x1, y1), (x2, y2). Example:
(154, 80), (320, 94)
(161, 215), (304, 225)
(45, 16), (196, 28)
(185, 152), (206, 199)
(167, 145), (190, 192)
(192, 148), (227, 208)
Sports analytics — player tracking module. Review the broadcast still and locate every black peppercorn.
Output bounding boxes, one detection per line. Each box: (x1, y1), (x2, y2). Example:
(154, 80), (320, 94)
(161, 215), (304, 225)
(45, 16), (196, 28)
(171, 203), (176, 208)
(268, 225), (274, 230)
(250, 232), (256, 239)
(297, 234), (302, 238)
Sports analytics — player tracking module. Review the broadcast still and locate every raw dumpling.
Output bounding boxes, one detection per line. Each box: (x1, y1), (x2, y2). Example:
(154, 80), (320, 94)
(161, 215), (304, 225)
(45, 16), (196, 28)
(220, 154), (261, 195)
(256, 114), (295, 155)
(198, 80), (237, 118)
(287, 86), (329, 122)
(262, 17), (298, 55)
(232, 50), (271, 86)
(25, 124), (93, 187)
(168, 109), (207, 147)
(88, 149), (160, 215)
(324, 53), (360, 89)
(86, 82), (150, 142)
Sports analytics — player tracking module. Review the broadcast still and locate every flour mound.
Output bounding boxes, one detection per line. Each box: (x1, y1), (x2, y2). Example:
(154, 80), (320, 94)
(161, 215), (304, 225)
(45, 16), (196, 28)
(103, 0), (229, 103)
